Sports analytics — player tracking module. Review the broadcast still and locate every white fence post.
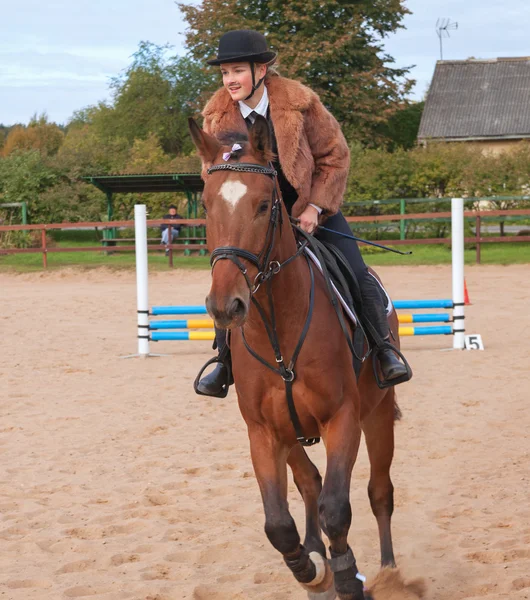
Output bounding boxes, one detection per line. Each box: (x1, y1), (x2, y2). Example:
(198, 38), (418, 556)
(451, 198), (465, 349)
(135, 204), (150, 356)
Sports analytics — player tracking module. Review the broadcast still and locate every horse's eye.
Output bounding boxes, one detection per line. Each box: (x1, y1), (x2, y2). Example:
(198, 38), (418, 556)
(258, 200), (269, 214)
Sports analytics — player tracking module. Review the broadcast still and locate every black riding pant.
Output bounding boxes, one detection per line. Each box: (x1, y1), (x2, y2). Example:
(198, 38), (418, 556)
(314, 210), (369, 284)
(315, 210), (390, 343)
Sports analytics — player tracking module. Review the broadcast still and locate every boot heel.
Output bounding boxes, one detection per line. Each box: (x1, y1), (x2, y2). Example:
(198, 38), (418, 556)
(372, 343), (412, 389)
(194, 355), (233, 398)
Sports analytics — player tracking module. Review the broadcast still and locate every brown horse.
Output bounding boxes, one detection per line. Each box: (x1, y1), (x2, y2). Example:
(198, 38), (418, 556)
(189, 116), (401, 600)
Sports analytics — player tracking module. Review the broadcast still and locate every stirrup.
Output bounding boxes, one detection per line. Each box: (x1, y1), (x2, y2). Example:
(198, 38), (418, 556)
(372, 341), (412, 389)
(193, 353), (232, 398)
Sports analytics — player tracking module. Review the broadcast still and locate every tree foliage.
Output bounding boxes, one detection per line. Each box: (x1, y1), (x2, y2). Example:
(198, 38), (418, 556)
(346, 141), (530, 203)
(179, 0), (414, 143)
(71, 43), (214, 155)
(2, 114), (64, 157)
(0, 150), (59, 220)
(378, 101), (424, 151)
(56, 125), (130, 177)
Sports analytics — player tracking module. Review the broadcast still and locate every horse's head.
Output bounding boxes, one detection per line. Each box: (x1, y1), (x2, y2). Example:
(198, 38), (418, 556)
(189, 115), (283, 329)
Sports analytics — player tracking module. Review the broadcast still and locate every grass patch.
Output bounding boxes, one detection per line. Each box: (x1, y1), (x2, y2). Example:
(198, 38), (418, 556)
(1, 241), (528, 273)
(0, 248), (210, 272)
(360, 242), (530, 266)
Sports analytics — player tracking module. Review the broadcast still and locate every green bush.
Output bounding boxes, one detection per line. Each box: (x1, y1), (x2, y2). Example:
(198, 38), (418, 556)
(345, 141), (530, 204)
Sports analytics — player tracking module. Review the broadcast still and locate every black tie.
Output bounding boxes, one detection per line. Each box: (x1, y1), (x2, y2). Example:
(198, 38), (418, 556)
(245, 110), (258, 127)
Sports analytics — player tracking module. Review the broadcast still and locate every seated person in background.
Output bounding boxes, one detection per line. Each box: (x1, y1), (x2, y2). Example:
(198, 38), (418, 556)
(160, 204), (183, 247)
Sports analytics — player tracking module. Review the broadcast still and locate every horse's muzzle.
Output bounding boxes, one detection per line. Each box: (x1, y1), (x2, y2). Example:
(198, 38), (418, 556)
(206, 294), (248, 328)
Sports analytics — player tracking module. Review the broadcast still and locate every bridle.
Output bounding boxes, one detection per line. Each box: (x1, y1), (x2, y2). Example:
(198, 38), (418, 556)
(208, 162), (287, 294)
(206, 161), (319, 446)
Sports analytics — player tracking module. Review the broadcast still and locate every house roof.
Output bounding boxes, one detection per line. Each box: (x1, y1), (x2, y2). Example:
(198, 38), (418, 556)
(418, 57), (530, 141)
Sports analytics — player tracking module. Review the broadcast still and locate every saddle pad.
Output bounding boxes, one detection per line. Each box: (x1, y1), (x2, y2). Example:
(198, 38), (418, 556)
(368, 272), (394, 317)
(304, 248), (394, 326)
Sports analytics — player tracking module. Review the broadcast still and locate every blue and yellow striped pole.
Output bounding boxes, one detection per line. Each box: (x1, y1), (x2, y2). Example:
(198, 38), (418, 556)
(398, 313), (450, 324)
(148, 306), (455, 341)
(151, 331), (215, 341)
(398, 325), (452, 336)
(149, 319), (214, 329)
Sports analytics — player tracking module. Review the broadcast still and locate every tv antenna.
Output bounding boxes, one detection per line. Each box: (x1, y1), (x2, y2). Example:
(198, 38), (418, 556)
(436, 18), (458, 60)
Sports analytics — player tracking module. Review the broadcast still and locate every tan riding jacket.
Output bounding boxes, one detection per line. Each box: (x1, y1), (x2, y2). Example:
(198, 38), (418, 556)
(201, 74), (350, 218)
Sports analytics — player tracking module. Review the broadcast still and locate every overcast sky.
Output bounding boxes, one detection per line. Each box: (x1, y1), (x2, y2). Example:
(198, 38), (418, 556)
(1, 0), (529, 126)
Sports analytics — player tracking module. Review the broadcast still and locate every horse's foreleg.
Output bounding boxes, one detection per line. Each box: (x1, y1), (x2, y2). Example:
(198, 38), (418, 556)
(248, 425), (333, 594)
(288, 444), (326, 557)
(319, 403), (364, 600)
(361, 389), (397, 567)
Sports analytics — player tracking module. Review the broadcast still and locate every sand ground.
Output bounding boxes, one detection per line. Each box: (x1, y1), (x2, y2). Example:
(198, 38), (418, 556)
(1, 265), (529, 600)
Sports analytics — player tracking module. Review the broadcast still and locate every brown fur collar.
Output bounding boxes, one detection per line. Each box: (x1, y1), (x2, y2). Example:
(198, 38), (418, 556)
(202, 75), (315, 119)
(202, 76), (316, 190)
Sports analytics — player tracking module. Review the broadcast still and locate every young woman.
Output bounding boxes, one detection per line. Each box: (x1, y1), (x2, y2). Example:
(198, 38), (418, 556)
(196, 29), (410, 396)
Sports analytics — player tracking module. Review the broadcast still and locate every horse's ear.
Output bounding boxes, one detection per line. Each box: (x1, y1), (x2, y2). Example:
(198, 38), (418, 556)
(249, 115), (274, 163)
(188, 118), (221, 165)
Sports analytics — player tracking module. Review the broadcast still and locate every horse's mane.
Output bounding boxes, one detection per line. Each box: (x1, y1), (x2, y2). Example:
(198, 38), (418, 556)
(215, 130), (276, 163)
(216, 130), (249, 145)
(214, 131), (248, 161)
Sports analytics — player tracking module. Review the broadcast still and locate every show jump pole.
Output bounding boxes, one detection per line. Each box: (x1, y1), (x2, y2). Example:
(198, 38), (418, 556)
(135, 204), (150, 357)
(132, 201), (466, 354)
(451, 197), (465, 350)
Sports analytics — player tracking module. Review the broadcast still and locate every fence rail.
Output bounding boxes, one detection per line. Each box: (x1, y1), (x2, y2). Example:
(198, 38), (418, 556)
(1, 211), (529, 268)
(0, 218), (206, 232)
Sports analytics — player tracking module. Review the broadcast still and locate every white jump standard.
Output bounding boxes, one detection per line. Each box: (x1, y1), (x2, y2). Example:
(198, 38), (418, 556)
(131, 199), (467, 355)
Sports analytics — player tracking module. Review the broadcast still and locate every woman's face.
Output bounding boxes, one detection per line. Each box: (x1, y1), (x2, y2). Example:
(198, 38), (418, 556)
(220, 62), (267, 102)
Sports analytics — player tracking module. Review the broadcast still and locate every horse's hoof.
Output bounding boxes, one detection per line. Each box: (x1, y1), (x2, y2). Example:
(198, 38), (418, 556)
(302, 552), (335, 595)
(307, 584), (337, 600)
(333, 569), (365, 600)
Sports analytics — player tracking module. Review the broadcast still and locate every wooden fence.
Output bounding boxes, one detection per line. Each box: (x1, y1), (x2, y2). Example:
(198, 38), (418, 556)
(1, 210), (529, 268)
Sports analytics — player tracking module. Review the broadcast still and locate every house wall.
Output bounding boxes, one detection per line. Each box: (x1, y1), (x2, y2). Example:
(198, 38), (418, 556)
(420, 138), (529, 154)
(472, 139), (528, 155)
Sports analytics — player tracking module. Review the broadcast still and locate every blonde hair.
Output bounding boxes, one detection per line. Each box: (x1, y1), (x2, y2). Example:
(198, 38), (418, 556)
(265, 63), (280, 78)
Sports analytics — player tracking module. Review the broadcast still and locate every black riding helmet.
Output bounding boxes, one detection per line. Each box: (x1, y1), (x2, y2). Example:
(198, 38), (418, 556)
(207, 30), (277, 101)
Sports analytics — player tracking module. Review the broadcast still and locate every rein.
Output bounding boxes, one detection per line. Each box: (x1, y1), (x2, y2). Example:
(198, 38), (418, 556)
(207, 161), (318, 446)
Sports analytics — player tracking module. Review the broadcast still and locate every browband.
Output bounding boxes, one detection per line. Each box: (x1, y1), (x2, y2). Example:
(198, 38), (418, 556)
(207, 162), (277, 177)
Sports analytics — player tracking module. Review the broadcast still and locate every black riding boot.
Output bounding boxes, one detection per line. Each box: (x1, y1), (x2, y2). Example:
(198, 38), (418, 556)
(194, 327), (234, 398)
(360, 275), (412, 387)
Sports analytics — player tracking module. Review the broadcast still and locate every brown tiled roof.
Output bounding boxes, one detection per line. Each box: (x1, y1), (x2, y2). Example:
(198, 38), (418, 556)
(418, 57), (530, 141)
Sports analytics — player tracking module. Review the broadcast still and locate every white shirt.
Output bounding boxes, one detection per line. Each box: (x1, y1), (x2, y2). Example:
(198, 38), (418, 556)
(238, 86), (322, 214)
(238, 84), (269, 122)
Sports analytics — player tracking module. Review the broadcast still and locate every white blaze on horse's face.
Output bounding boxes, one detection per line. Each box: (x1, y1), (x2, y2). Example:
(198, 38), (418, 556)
(219, 178), (247, 211)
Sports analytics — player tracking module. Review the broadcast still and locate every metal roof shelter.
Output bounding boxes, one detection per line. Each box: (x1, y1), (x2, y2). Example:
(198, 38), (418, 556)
(418, 57), (530, 142)
(84, 173), (204, 241)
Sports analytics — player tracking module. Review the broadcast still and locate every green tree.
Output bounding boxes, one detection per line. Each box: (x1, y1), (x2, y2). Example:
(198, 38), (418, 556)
(0, 125), (11, 152)
(2, 114), (64, 157)
(0, 150), (59, 222)
(71, 42), (214, 155)
(125, 133), (168, 173)
(56, 124), (130, 177)
(378, 100), (424, 150)
(179, 0), (414, 144)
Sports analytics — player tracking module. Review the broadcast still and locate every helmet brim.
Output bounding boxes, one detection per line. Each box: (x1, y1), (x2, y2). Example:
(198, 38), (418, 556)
(207, 51), (277, 66)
